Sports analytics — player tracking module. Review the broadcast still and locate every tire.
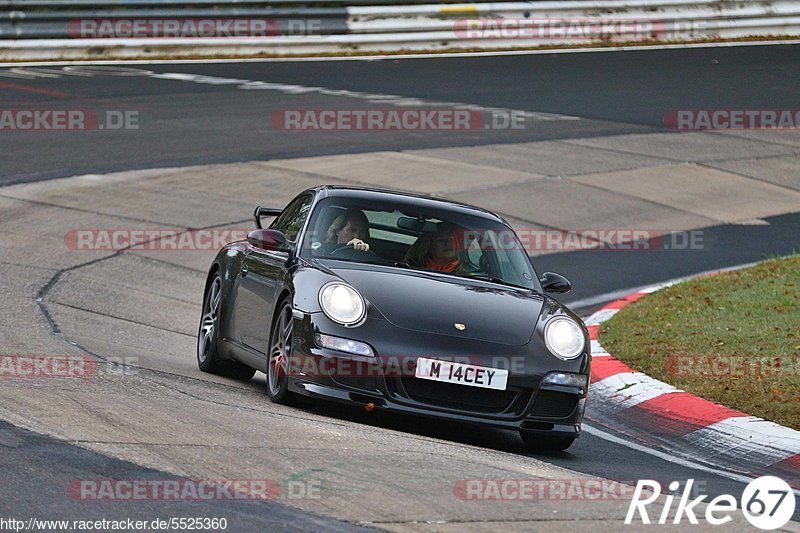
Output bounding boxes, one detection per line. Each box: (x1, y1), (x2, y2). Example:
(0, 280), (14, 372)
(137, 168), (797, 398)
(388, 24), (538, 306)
(266, 298), (298, 405)
(520, 431), (575, 453)
(197, 272), (256, 381)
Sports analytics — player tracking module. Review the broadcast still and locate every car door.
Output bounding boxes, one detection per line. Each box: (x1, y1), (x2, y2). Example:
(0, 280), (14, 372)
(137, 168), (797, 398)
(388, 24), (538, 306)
(233, 194), (313, 356)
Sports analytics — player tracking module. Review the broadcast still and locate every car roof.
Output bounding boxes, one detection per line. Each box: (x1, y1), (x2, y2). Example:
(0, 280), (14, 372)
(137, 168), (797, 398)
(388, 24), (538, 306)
(305, 185), (508, 224)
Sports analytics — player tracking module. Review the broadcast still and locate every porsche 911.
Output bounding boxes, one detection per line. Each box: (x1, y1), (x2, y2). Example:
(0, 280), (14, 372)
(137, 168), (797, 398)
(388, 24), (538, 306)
(197, 186), (590, 451)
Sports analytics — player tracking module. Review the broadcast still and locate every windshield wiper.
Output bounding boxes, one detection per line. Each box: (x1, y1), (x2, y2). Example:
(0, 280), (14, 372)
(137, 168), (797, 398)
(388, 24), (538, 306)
(466, 273), (527, 289)
(467, 273), (505, 283)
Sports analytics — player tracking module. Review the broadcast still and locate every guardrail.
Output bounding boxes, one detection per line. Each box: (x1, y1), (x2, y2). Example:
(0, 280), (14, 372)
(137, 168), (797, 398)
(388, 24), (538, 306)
(1, 10), (349, 39)
(1, 0), (798, 59)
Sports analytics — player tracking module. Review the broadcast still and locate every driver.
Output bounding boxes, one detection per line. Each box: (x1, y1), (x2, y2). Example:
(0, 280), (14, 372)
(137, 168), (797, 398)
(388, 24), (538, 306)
(316, 208), (371, 255)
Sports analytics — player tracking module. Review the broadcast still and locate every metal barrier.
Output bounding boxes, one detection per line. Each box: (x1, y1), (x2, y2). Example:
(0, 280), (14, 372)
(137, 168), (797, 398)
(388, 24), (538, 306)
(1, 0), (798, 59)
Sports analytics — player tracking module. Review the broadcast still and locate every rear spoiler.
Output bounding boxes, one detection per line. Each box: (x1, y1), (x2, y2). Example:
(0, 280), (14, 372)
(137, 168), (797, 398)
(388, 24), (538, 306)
(253, 206), (282, 229)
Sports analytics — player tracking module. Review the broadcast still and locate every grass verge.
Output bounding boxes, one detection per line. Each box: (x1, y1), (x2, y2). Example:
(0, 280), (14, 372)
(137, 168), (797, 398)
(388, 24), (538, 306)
(600, 254), (800, 430)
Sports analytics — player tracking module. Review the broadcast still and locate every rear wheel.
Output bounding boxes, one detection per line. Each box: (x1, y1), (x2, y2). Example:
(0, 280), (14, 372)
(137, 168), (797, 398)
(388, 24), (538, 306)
(520, 431), (575, 453)
(197, 272), (256, 381)
(266, 299), (298, 404)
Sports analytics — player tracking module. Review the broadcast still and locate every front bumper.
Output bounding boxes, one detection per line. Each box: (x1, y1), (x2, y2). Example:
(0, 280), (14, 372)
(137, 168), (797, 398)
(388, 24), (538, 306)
(287, 311), (589, 436)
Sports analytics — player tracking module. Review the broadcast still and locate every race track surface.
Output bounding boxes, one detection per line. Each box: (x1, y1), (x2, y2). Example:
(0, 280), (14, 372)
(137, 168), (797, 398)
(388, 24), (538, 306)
(1, 44), (799, 184)
(1, 44), (799, 531)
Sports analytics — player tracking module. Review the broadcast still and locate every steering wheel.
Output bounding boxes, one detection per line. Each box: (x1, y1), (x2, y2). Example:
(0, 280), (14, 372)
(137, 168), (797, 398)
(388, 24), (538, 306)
(329, 245), (378, 260)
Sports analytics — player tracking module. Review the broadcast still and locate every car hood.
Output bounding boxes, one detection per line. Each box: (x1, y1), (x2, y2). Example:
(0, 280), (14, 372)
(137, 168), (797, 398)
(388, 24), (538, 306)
(331, 265), (543, 346)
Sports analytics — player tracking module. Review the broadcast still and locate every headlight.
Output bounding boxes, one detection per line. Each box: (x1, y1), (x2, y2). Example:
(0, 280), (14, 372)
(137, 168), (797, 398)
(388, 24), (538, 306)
(319, 283), (366, 326)
(544, 317), (585, 360)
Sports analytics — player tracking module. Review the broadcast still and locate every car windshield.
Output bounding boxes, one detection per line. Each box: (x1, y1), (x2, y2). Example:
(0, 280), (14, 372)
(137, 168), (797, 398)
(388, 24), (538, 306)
(300, 196), (539, 290)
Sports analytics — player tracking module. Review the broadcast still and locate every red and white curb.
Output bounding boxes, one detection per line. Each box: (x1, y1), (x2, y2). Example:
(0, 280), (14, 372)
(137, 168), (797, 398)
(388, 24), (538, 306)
(584, 280), (800, 487)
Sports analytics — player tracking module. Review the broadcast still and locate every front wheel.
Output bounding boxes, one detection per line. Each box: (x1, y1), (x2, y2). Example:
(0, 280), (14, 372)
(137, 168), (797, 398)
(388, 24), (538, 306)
(266, 299), (298, 404)
(520, 431), (575, 453)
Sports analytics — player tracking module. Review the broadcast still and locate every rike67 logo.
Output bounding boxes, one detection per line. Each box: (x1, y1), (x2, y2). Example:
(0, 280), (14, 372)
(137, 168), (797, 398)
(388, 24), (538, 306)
(626, 477), (796, 530)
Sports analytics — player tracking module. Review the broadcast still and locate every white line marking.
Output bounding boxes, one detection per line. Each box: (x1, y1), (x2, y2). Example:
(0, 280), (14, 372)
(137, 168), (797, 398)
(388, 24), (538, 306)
(582, 423), (800, 498)
(591, 372), (681, 410)
(684, 416), (800, 466)
(570, 260), (763, 311)
(640, 282), (676, 293)
(590, 340), (609, 357)
(583, 308), (618, 326)
(0, 66), (579, 122)
(0, 39), (798, 67)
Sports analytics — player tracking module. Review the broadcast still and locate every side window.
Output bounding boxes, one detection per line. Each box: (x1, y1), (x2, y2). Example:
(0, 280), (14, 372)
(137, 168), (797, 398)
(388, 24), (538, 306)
(271, 194), (313, 242)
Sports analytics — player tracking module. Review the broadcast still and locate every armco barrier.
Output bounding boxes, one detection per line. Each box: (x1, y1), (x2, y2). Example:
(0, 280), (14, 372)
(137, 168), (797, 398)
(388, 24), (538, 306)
(0, 0), (799, 59)
(0, 7), (349, 38)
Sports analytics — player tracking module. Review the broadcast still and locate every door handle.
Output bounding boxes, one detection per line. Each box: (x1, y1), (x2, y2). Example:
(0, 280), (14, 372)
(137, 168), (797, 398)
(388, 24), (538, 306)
(240, 263), (248, 277)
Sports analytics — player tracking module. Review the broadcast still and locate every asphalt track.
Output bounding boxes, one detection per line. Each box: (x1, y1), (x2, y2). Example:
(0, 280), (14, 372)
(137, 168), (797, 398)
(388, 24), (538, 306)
(1, 43), (799, 184)
(0, 422), (368, 532)
(1, 44), (799, 530)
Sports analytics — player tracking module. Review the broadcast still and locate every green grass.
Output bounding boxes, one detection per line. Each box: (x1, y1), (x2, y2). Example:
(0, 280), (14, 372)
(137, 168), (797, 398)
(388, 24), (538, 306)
(599, 254), (800, 430)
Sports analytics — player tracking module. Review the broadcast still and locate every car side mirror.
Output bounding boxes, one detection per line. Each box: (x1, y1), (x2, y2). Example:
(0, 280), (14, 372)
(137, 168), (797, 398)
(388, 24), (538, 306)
(540, 272), (571, 294)
(247, 229), (290, 252)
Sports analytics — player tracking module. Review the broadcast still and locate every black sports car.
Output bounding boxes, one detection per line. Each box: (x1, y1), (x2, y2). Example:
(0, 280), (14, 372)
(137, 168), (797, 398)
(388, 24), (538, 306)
(197, 186), (590, 451)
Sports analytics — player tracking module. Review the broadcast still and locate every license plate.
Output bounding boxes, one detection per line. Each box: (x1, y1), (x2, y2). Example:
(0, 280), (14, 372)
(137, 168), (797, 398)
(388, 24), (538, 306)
(414, 357), (508, 390)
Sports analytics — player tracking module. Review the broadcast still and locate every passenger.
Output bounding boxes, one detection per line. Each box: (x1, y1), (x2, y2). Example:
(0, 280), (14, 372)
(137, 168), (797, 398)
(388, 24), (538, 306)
(406, 223), (469, 273)
(317, 208), (371, 255)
